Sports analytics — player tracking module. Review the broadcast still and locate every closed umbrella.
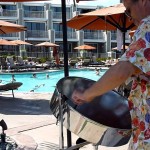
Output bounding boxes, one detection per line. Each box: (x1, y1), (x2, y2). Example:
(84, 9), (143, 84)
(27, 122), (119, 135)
(0, 20), (26, 34)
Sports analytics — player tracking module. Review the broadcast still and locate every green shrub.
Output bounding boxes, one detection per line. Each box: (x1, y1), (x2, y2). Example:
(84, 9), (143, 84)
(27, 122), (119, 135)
(39, 57), (46, 63)
(96, 57), (107, 62)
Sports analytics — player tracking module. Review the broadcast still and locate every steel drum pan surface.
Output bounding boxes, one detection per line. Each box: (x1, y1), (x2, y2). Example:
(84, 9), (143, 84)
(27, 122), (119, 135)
(50, 77), (131, 146)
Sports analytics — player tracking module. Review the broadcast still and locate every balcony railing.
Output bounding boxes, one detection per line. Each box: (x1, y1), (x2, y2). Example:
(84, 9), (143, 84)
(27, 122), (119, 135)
(0, 10), (17, 17)
(111, 32), (130, 40)
(26, 52), (112, 59)
(55, 31), (77, 39)
(0, 32), (19, 38)
(24, 10), (45, 18)
(53, 12), (71, 19)
(111, 33), (117, 40)
(84, 31), (105, 40)
(25, 30), (48, 38)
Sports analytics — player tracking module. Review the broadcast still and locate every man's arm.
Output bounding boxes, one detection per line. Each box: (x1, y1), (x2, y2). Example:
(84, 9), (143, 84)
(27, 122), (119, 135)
(72, 61), (141, 104)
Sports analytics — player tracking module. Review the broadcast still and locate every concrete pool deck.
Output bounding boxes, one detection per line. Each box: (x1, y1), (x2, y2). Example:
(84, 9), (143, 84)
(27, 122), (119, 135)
(0, 92), (129, 150)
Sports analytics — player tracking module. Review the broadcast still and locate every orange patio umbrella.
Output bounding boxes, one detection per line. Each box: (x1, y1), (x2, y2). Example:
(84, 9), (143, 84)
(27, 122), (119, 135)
(67, 3), (136, 52)
(35, 42), (59, 59)
(10, 40), (33, 57)
(10, 40), (32, 45)
(35, 42), (59, 47)
(0, 39), (17, 46)
(0, 20), (26, 34)
(0, 39), (18, 60)
(74, 44), (96, 50)
(67, 3), (135, 31)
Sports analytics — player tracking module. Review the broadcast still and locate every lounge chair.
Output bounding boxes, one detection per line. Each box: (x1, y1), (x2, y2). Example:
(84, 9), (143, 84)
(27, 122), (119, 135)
(35, 61), (51, 70)
(6, 57), (21, 70)
(88, 61), (105, 67)
(0, 56), (7, 70)
(17, 56), (25, 66)
(82, 59), (91, 66)
(0, 82), (22, 98)
(17, 56), (36, 70)
(69, 59), (77, 67)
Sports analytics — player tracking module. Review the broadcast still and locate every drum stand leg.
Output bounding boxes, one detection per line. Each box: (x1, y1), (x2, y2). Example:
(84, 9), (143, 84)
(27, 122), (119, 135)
(58, 93), (64, 150)
(92, 144), (98, 150)
(58, 94), (93, 150)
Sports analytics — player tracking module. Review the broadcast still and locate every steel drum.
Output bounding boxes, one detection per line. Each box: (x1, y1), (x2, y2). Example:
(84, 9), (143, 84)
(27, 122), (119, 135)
(50, 77), (131, 146)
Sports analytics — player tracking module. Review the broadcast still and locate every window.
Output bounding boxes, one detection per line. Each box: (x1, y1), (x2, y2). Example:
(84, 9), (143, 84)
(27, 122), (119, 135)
(77, 8), (95, 14)
(53, 23), (74, 32)
(52, 7), (61, 12)
(25, 22), (46, 30)
(53, 23), (62, 32)
(1, 5), (16, 10)
(24, 6), (44, 11)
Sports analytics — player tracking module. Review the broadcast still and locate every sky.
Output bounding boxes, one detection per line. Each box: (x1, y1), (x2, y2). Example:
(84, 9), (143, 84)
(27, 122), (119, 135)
(38, 0), (120, 7)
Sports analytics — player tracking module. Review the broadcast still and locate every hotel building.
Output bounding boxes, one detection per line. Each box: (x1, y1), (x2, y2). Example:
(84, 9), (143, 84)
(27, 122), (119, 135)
(0, 2), (131, 59)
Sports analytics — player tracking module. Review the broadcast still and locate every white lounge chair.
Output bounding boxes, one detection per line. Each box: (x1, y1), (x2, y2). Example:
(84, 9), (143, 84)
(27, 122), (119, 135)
(6, 57), (19, 70)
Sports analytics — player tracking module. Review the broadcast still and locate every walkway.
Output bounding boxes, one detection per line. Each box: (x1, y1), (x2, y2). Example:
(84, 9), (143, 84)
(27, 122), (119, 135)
(0, 92), (129, 150)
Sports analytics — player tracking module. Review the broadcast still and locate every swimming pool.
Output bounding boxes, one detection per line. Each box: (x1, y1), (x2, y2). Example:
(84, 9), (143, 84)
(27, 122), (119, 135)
(0, 69), (106, 93)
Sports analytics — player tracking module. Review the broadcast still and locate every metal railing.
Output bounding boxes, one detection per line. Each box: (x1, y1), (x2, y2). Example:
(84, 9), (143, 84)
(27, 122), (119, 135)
(24, 10), (45, 18)
(25, 52), (112, 59)
(55, 31), (77, 39)
(0, 10), (17, 17)
(111, 33), (117, 40)
(0, 51), (118, 61)
(53, 12), (71, 19)
(25, 30), (48, 38)
(84, 31), (105, 40)
(0, 32), (19, 38)
(111, 32), (130, 40)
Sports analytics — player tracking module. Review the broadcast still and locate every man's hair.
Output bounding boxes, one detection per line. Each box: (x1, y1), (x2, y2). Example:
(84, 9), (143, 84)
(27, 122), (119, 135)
(131, 0), (139, 3)
(123, 0), (139, 3)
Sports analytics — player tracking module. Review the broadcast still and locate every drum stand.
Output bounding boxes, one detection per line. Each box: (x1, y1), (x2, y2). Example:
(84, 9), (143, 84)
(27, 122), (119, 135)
(58, 93), (98, 150)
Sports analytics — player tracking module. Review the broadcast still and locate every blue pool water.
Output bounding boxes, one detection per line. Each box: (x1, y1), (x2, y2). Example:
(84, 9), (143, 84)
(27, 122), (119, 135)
(0, 69), (106, 93)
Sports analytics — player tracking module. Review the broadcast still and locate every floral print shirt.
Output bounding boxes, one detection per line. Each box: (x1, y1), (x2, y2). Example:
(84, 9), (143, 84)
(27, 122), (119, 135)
(120, 16), (150, 150)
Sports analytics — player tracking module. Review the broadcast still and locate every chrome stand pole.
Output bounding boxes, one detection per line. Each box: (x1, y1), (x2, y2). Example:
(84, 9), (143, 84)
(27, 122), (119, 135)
(93, 145), (99, 150)
(58, 93), (64, 150)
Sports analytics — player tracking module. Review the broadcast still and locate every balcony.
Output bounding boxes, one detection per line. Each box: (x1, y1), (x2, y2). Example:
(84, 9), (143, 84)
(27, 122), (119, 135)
(111, 32), (117, 40)
(111, 32), (130, 41)
(25, 30), (48, 38)
(53, 12), (71, 20)
(0, 10), (17, 17)
(84, 31), (105, 40)
(55, 31), (77, 39)
(0, 32), (19, 38)
(24, 11), (45, 18)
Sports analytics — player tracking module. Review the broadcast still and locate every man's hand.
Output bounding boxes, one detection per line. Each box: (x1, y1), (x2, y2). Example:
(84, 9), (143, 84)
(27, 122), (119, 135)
(71, 90), (87, 105)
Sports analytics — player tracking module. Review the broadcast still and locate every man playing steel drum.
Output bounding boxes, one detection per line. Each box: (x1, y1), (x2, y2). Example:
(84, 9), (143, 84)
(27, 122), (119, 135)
(72, 0), (150, 149)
